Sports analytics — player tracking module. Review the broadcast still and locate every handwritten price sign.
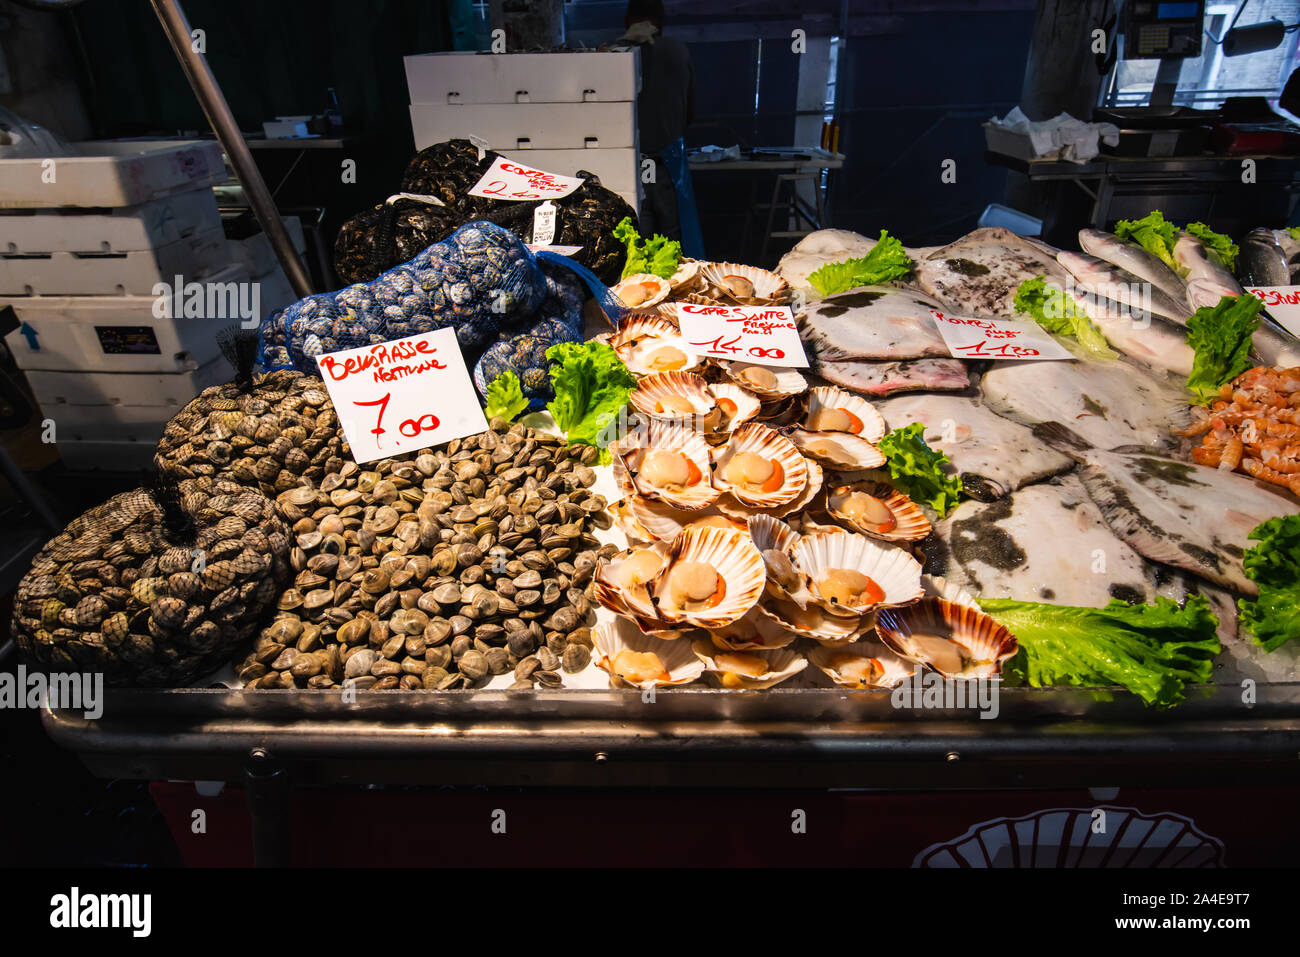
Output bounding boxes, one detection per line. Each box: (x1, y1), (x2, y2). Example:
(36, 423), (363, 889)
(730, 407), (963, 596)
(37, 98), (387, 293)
(1246, 286), (1300, 339)
(315, 327), (488, 464)
(467, 157), (585, 202)
(930, 309), (1073, 361)
(675, 303), (809, 368)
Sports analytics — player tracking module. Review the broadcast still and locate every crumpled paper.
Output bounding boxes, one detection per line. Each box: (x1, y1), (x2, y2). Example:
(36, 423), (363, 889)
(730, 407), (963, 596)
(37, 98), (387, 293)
(989, 107), (1120, 163)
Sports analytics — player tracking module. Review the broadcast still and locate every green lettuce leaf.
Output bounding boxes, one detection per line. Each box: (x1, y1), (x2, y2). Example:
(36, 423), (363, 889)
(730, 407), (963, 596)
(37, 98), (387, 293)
(613, 216), (682, 280)
(1238, 515), (1300, 652)
(1183, 222), (1239, 272)
(979, 595), (1221, 709)
(1287, 226), (1300, 242)
(483, 370), (529, 422)
(876, 423), (962, 517)
(1115, 211), (1183, 275)
(1184, 293), (1262, 405)
(1012, 276), (1117, 359)
(544, 341), (637, 463)
(806, 230), (913, 296)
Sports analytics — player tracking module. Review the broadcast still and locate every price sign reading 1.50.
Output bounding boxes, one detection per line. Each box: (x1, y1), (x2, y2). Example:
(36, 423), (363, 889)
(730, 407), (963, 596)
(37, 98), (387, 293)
(676, 303), (808, 369)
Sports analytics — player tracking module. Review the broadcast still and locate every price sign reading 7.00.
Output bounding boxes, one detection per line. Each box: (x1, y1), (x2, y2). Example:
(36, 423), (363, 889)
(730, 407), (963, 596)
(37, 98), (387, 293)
(315, 327), (487, 464)
(676, 303), (808, 368)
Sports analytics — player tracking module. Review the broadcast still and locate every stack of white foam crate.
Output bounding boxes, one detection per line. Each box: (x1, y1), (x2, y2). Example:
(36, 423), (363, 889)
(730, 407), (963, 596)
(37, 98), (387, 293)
(404, 51), (641, 213)
(0, 140), (292, 470)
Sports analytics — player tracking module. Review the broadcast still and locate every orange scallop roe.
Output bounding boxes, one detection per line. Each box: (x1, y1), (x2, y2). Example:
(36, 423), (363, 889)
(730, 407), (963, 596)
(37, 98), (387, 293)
(819, 568), (885, 607)
(808, 407), (864, 434)
(641, 450), (701, 489)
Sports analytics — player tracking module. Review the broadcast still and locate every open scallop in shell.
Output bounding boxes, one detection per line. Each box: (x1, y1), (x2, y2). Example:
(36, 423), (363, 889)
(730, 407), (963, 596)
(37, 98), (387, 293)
(791, 529), (924, 614)
(615, 419), (718, 511)
(712, 422), (808, 508)
(648, 525), (766, 629)
(627, 494), (745, 542)
(706, 608), (798, 651)
(668, 259), (704, 294)
(808, 640), (916, 689)
(714, 456), (823, 521)
(691, 639), (806, 689)
(756, 596), (869, 646)
(826, 481), (931, 543)
(594, 541), (670, 620)
(704, 382), (761, 435)
(611, 273), (672, 311)
(718, 361), (807, 400)
(593, 618), (705, 689)
(804, 386), (886, 442)
(622, 335), (704, 377)
(701, 263), (791, 304)
(628, 371), (717, 425)
(612, 315), (679, 351)
(790, 428), (885, 470)
(875, 598), (1019, 679)
(747, 514), (810, 608)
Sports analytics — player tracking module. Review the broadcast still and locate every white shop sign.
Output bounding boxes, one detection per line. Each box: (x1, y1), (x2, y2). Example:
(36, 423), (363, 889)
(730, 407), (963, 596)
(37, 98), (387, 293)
(674, 303), (809, 368)
(1245, 286), (1300, 339)
(467, 156), (585, 201)
(930, 309), (1074, 361)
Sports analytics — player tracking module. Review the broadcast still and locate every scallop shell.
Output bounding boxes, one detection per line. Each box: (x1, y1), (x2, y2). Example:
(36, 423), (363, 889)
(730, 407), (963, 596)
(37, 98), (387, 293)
(826, 481), (932, 543)
(622, 335), (704, 376)
(701, 262), (792, 304)
(875, 598), (1019, 679)
(755, 393), (807, 427)
(704, 382), (761, 434)
(922, 575), (978, 609)
(594, 541), (670, 619)
(755, 595), (869, 645)
(807, 640), (916, 689)
(612, 315), (680, 350)
(790, 428), (886, 470)
(649, 525), (766, 629)
(627, 495), (745, 542)
(608, 499), (654, 544)
(612, 273), (672, 310)
(714, 456), (823, 521)
(628, 371), (717, 425)
(706, 608), (798, 651)
(614, 419), (718, 511)
(712, 422), (808, 508)
(668, 259), (704, 294)
(804, 386), (887, 442)
(746, 514), (809, 608)
(592, 618), (706, 689)
(719, 361), (807, 400)
(791, 529), (924, 613)
(691, 639), (807, 689)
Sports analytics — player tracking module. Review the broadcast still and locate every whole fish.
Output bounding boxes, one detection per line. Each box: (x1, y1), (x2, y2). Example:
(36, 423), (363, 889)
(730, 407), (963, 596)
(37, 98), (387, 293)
(1238, 228), (1290, 286)
(1035, 422), (1299, 595)
(1056, 250), (1189, 323)
(1174, 232), (1243, 309)
(1060, 284), (1195, 376)
(1078, 228), (1190, 309)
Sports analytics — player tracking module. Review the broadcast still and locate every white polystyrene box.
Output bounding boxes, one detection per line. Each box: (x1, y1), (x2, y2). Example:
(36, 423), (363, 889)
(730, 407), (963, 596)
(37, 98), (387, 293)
(0, 140), (227, 209)
(0, 187), (223, 255)
(409, 101), (637, 152)
(405, 51), (639, 105)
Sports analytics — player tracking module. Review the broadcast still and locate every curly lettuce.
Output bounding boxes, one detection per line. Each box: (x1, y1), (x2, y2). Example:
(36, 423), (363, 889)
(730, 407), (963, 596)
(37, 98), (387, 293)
(980, 595), (1220, 709)
(1115, 211), (1183, 274)
(876, 423), (962, 517)
(1184, 293), (1262, 405)
(1184, 222), (1239, 272)
(806, 230), (913, 296)
(613, 216), (681, 280)
(483, 370), (529, 422)
(1238, 515), (1300, 652)
(545, 341), (637, 463)
(1013, 276), (1117, 359)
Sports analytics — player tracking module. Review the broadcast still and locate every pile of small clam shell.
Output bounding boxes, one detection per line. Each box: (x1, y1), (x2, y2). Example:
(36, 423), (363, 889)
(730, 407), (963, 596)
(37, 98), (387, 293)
(237, 418), (614, 691)
(11, 479), (291, 687)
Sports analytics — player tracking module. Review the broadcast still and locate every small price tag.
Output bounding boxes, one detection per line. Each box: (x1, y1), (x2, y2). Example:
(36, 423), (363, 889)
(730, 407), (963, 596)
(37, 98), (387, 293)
(467, 156), (585, 202)
(1246, 286), (1300, 338)
(675, 303), (809, 368)
(314, 327), (488, 464)
(525, 243), (583, 256)
(930, 309), (1073, 361)
(532, 200), (558, 244)
(468, 134), (489, 160)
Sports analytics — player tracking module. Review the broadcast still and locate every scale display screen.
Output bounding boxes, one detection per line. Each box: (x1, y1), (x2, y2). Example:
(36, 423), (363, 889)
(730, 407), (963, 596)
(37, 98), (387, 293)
(1123, 0), (1205, 58)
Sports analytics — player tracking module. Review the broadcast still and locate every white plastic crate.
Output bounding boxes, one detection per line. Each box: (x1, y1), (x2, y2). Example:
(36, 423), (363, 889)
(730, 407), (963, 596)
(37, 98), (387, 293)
(0, 226), (231, 296)
(0, 187), (222, 255)
(405, 51), (639, 105)
(0, 140), (227, 210)
(410, 101), (637, 152)
(2, 263), (251, 374)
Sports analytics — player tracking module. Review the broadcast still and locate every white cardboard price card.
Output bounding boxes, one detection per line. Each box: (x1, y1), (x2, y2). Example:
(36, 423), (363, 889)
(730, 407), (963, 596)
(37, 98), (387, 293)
(315, 327), (488, 464)
(930, 309), (1073, 361)
(1246, 286), (1300, 339)
(467, 156), (585, 202)
(675, 303), (809, 368)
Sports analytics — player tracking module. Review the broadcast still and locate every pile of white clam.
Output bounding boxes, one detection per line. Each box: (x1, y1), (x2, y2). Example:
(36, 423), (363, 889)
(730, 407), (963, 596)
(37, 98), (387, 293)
(589, 287), (1019, 692)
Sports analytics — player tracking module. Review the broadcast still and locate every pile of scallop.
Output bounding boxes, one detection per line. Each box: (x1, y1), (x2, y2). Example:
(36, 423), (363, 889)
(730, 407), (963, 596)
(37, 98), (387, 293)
(588, 266), (1019, 692)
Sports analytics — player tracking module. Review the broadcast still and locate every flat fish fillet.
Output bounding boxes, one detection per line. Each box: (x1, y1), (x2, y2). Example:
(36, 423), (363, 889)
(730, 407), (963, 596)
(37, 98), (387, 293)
(876, 392), (1073, 500)
(915, 227), (1071, 318)
(931, 475), (1166, 606)
(814, 357), (970, 396)
(800, 285), (949, 361)
(981, 352), (1191, 451)
(1039, 426), (1299, 595)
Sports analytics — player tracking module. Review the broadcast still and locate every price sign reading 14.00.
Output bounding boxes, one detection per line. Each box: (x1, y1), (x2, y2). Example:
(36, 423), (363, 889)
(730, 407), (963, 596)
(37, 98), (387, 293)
(313, 327), (488, 465)
(675, 303), (809, 368)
